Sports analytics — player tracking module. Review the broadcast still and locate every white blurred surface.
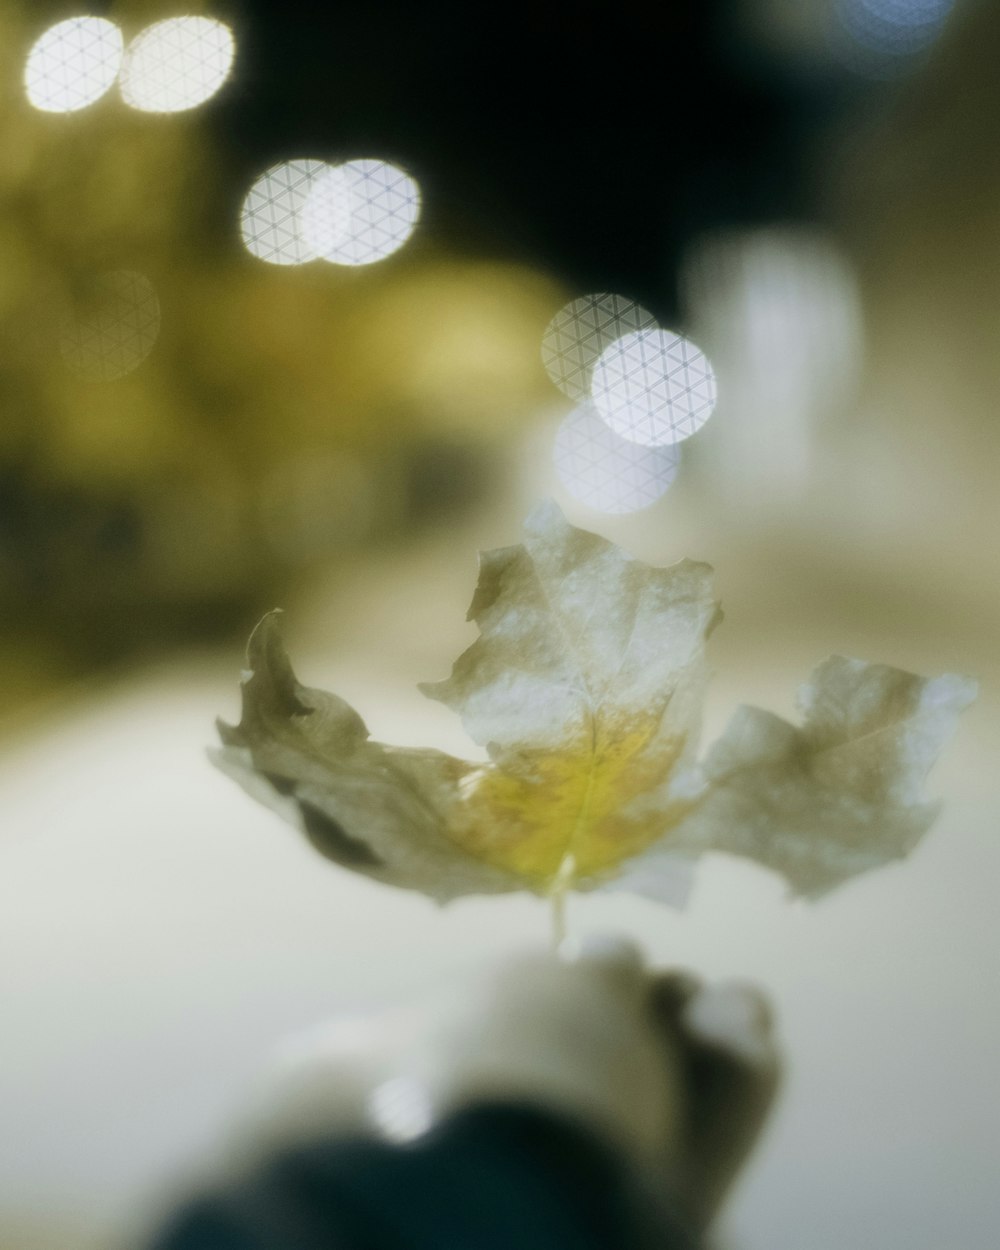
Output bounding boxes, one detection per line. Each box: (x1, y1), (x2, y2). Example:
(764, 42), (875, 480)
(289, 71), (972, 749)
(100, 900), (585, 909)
(0, 538), (996, 1249)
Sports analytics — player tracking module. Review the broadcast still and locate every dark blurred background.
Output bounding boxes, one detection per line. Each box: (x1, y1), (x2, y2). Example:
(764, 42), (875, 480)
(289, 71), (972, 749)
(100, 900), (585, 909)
(213, 0), (837, 305)
(0, 0), (874, 707)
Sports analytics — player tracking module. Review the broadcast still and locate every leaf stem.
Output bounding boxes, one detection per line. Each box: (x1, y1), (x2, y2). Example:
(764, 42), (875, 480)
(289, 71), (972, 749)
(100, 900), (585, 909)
(548, 852), (577, 952)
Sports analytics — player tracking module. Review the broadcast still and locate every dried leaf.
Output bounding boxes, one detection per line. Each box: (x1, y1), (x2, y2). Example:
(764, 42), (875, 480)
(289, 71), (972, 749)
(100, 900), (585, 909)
(213, 503), (975, 904)
(632, 657), (977, 899)
(213, 618), (521, 903)
(417, 501), (720, 887)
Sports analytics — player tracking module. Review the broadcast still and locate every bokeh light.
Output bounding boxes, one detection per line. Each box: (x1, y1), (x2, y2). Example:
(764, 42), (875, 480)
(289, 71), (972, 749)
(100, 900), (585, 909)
(120, 17), (235, 114)
(541, 293), (656, 402)
(24, 17), (123, 114)
(681, 226), (863, 502)
(59, 271), (160, 381)
(683, 227), (862, 418)
(833, 0), (953, 74)
(240, 159), (330, 265)
(301, 160), (421, 266)
(298, 164), (360, 259)
(590, 329), (717, 447)
(553, 403), (680, 514)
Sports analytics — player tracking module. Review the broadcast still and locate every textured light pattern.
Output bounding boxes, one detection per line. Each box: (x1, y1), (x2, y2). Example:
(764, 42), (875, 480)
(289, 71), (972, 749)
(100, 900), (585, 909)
(240, 160), (329, 265)
(302, 160), (421, 266)
(553, 403), (679, 514)
(541, 294), (656, 402)
(591, 329), (717, 447)
(60, 271), (160, 380)
(24, 17), (123, 113)
(120, 17), (235, 113)
(298, 165), (360, 259)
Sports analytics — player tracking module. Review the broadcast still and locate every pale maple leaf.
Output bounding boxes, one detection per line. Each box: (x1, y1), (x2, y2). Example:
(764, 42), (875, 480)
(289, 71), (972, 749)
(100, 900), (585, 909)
(212, 502), (975, 908)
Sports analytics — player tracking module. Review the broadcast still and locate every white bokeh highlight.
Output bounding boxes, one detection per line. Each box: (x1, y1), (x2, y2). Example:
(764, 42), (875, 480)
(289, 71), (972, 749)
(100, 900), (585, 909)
(240, 160), (330, 265)
(241, 159), (420, 267)
(301, 160), (421, 266)
(60, 270), (160, 381)
(590, 329), (717, 447)
(541, 293), (656, 402)
(25, 18), (123, 113)
(298, 165), (357, 259)
(120, 17), (235, 113)
(554, 403), (680, 514)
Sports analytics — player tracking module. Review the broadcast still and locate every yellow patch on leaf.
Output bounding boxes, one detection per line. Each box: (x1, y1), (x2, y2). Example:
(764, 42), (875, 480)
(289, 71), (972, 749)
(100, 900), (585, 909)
(451, 713), (692, 887)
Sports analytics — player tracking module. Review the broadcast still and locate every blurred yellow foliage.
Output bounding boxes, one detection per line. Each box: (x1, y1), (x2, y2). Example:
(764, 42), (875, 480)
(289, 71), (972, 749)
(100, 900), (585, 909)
(0, 0), (563, 695)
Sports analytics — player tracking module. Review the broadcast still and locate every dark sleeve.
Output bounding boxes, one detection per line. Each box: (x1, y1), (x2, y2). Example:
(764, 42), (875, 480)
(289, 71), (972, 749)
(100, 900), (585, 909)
(148, 1103), (702, 1250)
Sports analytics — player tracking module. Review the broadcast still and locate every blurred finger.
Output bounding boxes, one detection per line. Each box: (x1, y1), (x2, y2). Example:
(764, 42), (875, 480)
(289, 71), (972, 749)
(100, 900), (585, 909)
(649, 976), (780, 1227)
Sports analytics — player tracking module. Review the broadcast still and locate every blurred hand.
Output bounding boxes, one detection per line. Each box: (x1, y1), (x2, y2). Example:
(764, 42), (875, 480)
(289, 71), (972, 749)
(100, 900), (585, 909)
(235, 938), (779, 1230)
